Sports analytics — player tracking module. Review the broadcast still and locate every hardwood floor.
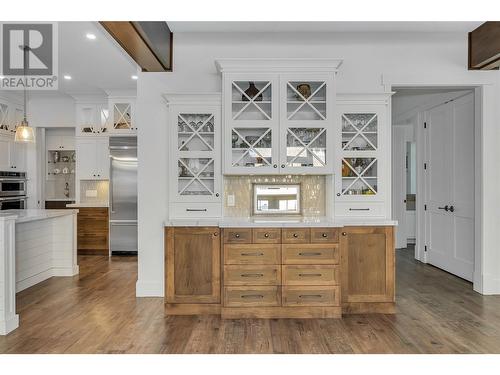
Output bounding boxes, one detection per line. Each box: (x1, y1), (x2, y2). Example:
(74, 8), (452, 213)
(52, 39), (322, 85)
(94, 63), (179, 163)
(1, 249), (500, 353)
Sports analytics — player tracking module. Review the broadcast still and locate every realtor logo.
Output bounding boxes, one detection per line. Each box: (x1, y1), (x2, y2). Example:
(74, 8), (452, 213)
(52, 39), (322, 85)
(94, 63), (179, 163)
(0, 22), (58, 90)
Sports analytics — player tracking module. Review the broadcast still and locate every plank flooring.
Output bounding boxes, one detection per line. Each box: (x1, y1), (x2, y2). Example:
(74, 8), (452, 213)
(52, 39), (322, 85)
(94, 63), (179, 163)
(1, 248), (500, 353)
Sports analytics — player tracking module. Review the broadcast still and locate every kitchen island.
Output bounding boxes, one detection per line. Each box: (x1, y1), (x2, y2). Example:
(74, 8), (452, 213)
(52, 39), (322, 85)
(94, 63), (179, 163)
(164, 218), (397, 319)
(0, 209), (79, 335)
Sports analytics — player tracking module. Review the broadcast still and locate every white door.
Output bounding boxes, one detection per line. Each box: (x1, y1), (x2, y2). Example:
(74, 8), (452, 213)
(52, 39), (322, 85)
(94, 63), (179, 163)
(425, 93), (474, 281)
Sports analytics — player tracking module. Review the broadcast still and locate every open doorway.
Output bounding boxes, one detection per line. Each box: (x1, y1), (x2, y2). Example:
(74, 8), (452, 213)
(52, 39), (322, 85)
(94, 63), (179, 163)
(392, 87), (476, 282)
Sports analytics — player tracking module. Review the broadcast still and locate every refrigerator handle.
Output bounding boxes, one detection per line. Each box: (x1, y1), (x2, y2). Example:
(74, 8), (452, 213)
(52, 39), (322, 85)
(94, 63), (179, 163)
(109, 156), (115, 214)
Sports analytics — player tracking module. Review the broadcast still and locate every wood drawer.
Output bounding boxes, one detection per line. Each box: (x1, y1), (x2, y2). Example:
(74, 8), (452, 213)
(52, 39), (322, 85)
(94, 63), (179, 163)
(282, 244), (339, 265)
(282, 228), (310, 243)
(252, 228), (281, 244)
(170, 203), (222, 218)
(224, 244), (281, 265)
(310, 228), (339, 243)
(224, 228), (252, 244)
(282, 265), (340, 286)
(224, 286), (280, 307)
(282, 286), (340, 307)
(334, 202), (385, 217)
(224, 265), (281, 286)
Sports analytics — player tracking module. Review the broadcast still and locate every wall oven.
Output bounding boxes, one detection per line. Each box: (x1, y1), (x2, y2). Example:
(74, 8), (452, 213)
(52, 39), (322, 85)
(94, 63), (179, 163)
(0, 171), (28, 210)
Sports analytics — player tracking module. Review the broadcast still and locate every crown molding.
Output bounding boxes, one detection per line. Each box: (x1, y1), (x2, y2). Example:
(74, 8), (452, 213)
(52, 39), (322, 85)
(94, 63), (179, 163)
(215, 58), (343, 73)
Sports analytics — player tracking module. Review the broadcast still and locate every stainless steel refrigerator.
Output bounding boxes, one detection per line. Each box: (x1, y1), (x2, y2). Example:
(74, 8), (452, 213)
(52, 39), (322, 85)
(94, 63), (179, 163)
(109, 137), (138, 255)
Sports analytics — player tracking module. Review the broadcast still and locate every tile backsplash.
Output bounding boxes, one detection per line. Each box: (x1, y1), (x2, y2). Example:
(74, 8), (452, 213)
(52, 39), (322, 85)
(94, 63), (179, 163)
(80, 180), (109, 204)
(224, 175), (326, 217)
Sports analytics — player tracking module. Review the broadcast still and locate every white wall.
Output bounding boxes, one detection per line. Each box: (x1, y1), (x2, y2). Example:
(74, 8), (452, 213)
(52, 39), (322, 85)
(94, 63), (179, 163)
(28, 94), (75, 128)
(135, 31), (500, 296)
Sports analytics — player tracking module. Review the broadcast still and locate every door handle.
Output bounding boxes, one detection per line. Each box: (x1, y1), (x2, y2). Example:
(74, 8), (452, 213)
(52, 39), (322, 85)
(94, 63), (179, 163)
(438, 205), (449, 211)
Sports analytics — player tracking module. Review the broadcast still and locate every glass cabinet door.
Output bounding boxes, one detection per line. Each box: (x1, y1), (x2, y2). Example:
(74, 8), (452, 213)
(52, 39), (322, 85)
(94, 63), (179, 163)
(0, 103), (9, 132)
(284, 127), (327, 169)
(341, 113), (378, 151)
(230, 127), (274, 169)
(285, 80), (327, 121)
(341, 157), (378, 196)
(111, 102), (133, 131)
(231, 81), (273, 121)
(176, 112), (219, 199)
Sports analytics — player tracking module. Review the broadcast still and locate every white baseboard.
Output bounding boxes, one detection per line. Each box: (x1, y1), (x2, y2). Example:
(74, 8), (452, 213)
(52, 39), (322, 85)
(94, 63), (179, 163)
(52, 265), (79, 277)
(16, 269), (53, 292)
(481, 273), (500, 295)
(0, 314), (19, 335)
(136, 279), (164, 297)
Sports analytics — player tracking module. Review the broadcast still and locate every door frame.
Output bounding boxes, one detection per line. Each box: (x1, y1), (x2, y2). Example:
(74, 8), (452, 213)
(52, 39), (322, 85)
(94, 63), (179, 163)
(388, 82), (484, 293)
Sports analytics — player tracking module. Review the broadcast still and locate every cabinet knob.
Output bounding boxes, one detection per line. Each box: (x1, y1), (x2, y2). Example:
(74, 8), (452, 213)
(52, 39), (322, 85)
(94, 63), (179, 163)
(322, 233), (328, 238)
(342, 232), (347, 236)
(281, 164), (285, 168)
(215, 193), (219, 197)
(273, 164), (277, 168)
(264, 233), (269, 238)
(293, 233), (298, 238)
(235, 233), (240, 238)
(213, 232), (218, 237)
(336, 193), (341, 197)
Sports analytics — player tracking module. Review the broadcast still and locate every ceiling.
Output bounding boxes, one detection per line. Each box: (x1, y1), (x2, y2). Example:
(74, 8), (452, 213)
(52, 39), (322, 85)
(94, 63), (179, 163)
(167, 21), (483, 33)
(27, 22), (138, 99)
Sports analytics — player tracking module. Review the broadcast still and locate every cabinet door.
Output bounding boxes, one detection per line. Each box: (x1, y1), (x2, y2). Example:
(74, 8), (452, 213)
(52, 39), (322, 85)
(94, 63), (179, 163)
(0, 102), (10, 134)
(173, 107), (221, 202)
(59, 135), (75, 150)
(166, 227), (221, 304)
(224, 74), (279, 174)
(10, 141), (26, 171)
(46, 135), (61, 151)
(109, 99), (135, 133)
(0, 136), (12, 170)
(76, 139), (98, 179)
(340, 226), (395, 303)
(95, 138), (109, 179)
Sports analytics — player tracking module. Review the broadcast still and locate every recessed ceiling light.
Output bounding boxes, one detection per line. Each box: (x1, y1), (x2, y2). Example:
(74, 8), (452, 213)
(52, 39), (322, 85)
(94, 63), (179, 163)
(86, 33), (96, 40)
(131, 75), (138, 80)
(0, 75), (4, 79)
(63, 75), (72, 80)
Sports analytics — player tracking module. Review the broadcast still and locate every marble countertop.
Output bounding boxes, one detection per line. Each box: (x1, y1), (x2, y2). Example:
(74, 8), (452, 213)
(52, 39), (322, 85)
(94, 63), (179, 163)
(165, 217), (398, 227)
(0, 209), (79, 223)
(66, 202), (109, 208)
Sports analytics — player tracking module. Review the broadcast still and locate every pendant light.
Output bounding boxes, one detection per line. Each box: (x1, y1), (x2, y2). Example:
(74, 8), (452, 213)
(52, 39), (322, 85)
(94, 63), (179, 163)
(15, 45), (35, 143)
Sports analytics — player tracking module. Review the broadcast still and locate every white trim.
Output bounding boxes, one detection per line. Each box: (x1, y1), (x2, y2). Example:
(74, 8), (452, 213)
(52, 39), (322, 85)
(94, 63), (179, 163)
(136, 280), (164, 297)
(163, 92), (221, 106)
(215, 58), (343, 73)
(0, 314), (19, 335)
(337, 92), (394, 105)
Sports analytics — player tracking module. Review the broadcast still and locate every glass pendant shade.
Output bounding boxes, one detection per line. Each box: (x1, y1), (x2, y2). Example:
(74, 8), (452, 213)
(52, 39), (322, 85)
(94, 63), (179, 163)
(14, 120), (35, 143)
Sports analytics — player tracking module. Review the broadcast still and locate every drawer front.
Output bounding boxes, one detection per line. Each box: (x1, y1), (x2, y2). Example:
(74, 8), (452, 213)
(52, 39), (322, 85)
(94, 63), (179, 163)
(334, 202), (385, 217)
(310, 228), (339, 243)
(252, 228), (282, 244)
(224, 244), (281, 265)
(224, 228), (252, 243)
(282, 286), (340, 307)
(282, 244), (339, 265)
(282, 228), (310, 243)
(282, 265), (340, 285)
(170, 203), (222, 218)
(224, 265), (281, 286)
(224, 286), (280, 307)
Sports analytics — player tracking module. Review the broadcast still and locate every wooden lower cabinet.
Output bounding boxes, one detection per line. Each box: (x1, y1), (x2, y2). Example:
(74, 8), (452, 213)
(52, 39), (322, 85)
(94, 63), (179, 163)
(164, 225), (395, 317)
(340, 226), (396, 314)
(165, 227), (221, 315)
(77, 207), (109, 255)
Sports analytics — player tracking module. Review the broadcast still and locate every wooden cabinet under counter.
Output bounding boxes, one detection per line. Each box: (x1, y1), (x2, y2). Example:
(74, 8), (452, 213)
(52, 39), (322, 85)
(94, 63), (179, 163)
(76, 207), (109, 255)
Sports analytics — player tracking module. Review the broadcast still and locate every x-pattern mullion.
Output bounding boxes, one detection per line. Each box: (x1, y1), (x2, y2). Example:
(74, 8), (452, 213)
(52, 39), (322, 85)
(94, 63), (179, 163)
(287, 128), (326, 166)
(341, 158), (377, 194)
(0, 105), (8, 126)
(232, 82), (272, 120)
(287, 82), (326, 120)
(178, 158), (214, 195)
(114, 104), (131, 129)
(177, 114), (214, 151)
(342, 114), (377, 150)
(232, 128), (272, 167)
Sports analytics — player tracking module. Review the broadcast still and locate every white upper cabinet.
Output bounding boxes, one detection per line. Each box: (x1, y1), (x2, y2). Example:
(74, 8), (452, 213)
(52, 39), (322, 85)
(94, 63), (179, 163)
(76, 103), (109, 135)
(0, 101), (10, 134)
(165, 93), (222, 204)
(0, 135), (11, 170)
(46, 134), (75, 150)
(216, 59), (342, 175)
(0, 134), (26, 172)
(334, 93), (393, 218)
(108, 97), (136, 134)
(75, 137), (109, 180)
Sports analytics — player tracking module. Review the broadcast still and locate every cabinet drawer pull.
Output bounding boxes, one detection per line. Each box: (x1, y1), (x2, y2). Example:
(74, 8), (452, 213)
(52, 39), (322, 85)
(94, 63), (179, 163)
(240, 273), (264, 278)
(293, 233), (298, 238)
(298, 273), (322, 277)
(349, 208), (370, 211)
(298, 252), (322, 256)
(299, 294), (323, 299)
(241, 252), (264, 257)
(186, 208), (207, 212)
(322, 233), (328, 238)
(235, 233), (240, 238)
(264, 233), (269, 238)
(241, 294), (264, 299)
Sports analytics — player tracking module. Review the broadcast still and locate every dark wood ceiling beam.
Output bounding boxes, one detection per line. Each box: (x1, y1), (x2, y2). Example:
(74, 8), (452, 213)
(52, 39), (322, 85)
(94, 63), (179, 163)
(468, 22), (500, 70)
(100, 21), (173, 72)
